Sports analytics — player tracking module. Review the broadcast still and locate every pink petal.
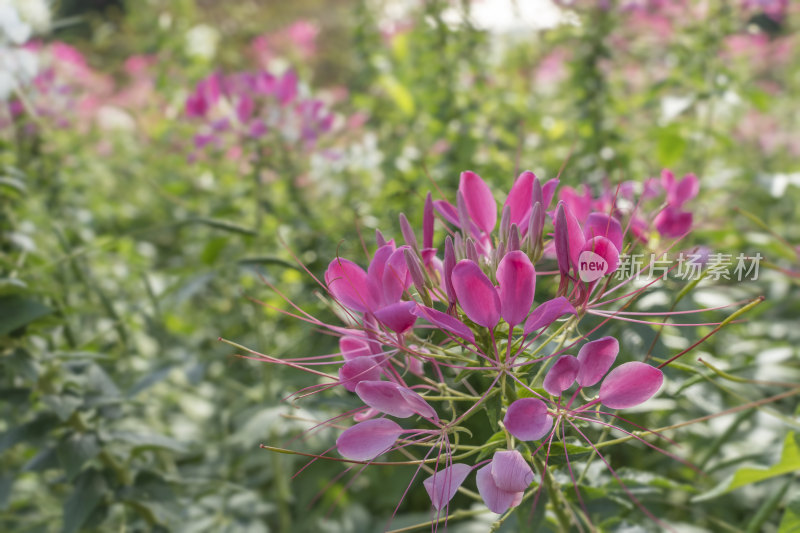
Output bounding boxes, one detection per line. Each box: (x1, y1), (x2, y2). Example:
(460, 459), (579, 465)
(490, 450), (533, 492)
(355, 381), (415, 418)
(339, 335), (373, 360)
(451, 260), (500, 329)
(654, 206), (693, 238)
(325, 258), (371, 312)
(444, 237), (457, 305)
(374, 301), (417, 333)
(559, 185), (592, 222)
(561, 201), (586, 268)
(542, 178), (559, 209)
(576, 336), (619, 387)
(398, 386), (438, 421)
(434, 200), (481, 238)
(554, 203), (571, 276)
(660, 168), (675, 191)
(423, 192), (435, 249)
(405, 353), (424, 376)
(599, 362), (664, 409)
(459, 171), (497, 234)
(412, 305), (476, 343)
(496, 251), (536, 327)
(476, 464), (521, 514)
(353, 407), (379, 422)
(367, 245), (395, 302)
(583, 213), (623, 252)
(504, 398), (553, 441)
(423, 463), (472, 510)
(543, 355), (580, 396)
(503, 170), (536, 227)
(336, 418), (404, 461)
(668, 173), (699, 208)
(382, 247), (412, 304)
(339, 356), (382, 392)
(523, 297), (577, 335)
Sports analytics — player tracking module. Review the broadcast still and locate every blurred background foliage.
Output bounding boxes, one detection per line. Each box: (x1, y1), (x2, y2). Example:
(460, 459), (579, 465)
(1, 0), (799, 531)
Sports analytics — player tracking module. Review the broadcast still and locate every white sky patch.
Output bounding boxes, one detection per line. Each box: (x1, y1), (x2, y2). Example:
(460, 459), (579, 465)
(465, 0), (571, 33)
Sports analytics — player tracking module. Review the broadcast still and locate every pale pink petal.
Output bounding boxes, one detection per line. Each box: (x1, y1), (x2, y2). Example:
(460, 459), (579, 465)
(504, 398), (553, 441)
(523, 297), (577, 335)
(336, 418), (404, 461)
(325, 258), (371, 312)
(599, 362), (664, 409)
(459, 171), (497, 234)
(423, 463), (472, 510)
(374, 301), (417, 333)
(476, 464), (521, 514)
(496, 251), (536, 327)
(339, 356), (382, 392)
(576, 336), (619, 387)
(412, 305), (476, 343)
(451, 260), (501, 329)
(543, 355), (580, 396)
(491, 450), (533, 492)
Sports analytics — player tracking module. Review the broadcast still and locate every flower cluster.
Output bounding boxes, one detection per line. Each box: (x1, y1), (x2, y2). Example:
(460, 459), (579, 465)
(255, 168), (718, 527)
(184, 69), (336, 161)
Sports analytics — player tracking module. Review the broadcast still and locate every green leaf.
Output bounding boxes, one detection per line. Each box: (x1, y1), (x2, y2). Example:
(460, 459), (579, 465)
(694, 432), (800, 501)
(62, 469), (106, 533)
(476, 431), (505, 462)
(183, 217), (257, 236)
(111, 432), (189, 454)
(0, 475), (12, 510)
(655, 125), (687, 167)
(0, 176), (27, 196)
(57, 433), (100, 481)
(778, 493), (800, 533)
(0, 295), (53, 336)
(44, 394), (83, 421)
